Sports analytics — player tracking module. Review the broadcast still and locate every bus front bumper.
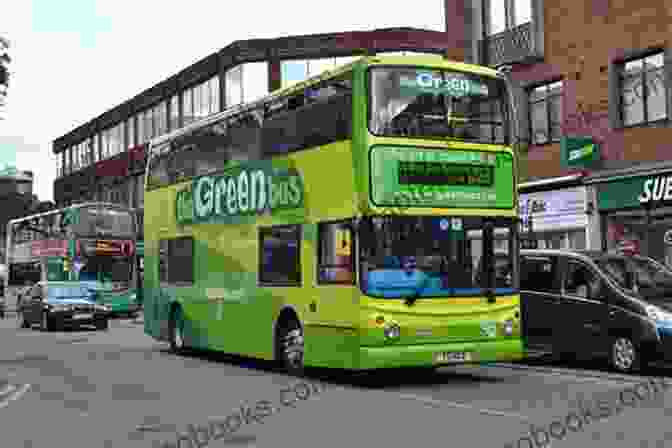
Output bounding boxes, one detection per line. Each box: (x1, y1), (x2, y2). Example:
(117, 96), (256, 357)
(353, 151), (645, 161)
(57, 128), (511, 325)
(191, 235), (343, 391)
(358, 338), (524, 370)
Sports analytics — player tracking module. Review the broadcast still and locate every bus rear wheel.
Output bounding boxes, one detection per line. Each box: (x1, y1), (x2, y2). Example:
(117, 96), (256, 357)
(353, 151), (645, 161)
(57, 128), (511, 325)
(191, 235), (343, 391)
(277, 319), (304, 376)
(169, 306), (188, 355)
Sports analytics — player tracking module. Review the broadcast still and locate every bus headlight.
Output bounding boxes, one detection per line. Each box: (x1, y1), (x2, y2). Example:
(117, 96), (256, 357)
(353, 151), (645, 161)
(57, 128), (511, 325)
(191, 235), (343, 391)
(503, 319), (514, 336)
(384, 323), (401, 340)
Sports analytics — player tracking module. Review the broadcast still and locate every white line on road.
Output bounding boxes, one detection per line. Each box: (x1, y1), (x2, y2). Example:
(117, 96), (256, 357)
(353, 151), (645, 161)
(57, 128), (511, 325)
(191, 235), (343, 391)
(0, 384), (31, 410)
(487, 363), (652, 386)
(396, 392), (532, 422)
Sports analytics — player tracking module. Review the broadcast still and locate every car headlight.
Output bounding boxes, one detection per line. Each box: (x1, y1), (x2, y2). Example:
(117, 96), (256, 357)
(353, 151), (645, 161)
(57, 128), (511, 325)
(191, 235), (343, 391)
(95, 304), (111, 312)
(645, 305), (672, 323)
(130, 294), (138, 303)
(502, 319), (514, 336)
(50, 304), (73, 312)
(384, 323), (401, 340)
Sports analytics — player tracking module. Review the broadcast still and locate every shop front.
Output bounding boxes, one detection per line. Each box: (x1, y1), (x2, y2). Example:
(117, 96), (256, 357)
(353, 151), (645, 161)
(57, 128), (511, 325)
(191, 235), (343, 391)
(519, 185), (589, 250)
(593, 167), (672, 268)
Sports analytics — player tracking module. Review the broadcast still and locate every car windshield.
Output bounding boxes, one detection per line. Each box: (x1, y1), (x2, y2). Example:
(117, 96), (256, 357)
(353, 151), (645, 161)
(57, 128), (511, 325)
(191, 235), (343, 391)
(597, 256), (672, 290)
(358, 215), (518, 298)
(369, 67), (509, 144)
(48, 285), (89, 299)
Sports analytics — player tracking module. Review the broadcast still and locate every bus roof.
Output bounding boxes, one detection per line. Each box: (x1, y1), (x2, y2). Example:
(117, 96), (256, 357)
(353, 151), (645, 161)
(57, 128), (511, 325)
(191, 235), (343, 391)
(148, 55), (504, 150)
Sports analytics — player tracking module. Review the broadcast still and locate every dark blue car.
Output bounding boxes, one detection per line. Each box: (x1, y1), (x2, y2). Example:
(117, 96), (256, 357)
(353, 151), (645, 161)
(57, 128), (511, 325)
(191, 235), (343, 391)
(17, 281), (111, 331)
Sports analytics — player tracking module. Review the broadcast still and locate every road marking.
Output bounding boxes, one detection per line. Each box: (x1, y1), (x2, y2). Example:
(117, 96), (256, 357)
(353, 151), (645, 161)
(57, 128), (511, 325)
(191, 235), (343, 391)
(396, 392), (532, 422)
(487, 363), (652, 386)
(0, 384), (31, 409)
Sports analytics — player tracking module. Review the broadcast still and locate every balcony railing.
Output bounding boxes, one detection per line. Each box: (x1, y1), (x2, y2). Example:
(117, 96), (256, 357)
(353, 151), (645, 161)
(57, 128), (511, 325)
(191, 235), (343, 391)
(479, 22), (541, 67)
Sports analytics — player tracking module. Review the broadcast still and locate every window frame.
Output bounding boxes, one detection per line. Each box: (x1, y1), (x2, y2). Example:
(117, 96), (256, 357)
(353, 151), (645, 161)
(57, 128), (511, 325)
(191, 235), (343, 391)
(258, 225), (302, 287)
(520, 254), (559, 294)
(487, 0), (533, 36)
(528, 80), (563, 145)
(561, 258), (604, 302)
(158, 236), (194, 285)
(618, 50), (668, 128)
(317, 220), (355, 286)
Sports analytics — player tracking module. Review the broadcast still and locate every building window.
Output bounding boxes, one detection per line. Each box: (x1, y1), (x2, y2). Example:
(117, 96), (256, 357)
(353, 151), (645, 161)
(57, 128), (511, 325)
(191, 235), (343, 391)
(169, 94), (179, 130)
(210, 76), (220, 114)
(82, 139), (92, 167)
(488, 0), (532, 35)
(529, 81), (562, 145)
(156, 101), (167, 137)
(225, 65), (243, 107)
(127, 117), (135, 149)
(259, 225), (301, 286)
(318, 221), (354, 284)
(92, 134), (99, 163)
(64, 147), (70, 175)
(183, 88), (194, 126)
(620, 52), (667, 126)
(56, 153), (63, 178)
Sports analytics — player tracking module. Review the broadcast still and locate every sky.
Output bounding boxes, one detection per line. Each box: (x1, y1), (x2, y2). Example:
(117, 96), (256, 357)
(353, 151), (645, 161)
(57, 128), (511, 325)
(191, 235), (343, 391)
(0, 0), (445, 202)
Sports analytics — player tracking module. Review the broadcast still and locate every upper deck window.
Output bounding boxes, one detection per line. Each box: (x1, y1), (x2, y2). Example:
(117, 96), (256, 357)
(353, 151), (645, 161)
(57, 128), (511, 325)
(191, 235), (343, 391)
(369, 67), (509, 145)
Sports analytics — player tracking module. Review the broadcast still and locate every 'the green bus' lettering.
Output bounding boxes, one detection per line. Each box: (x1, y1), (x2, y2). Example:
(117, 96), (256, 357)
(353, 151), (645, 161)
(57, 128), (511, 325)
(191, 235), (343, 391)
(176, 166), (304, 224)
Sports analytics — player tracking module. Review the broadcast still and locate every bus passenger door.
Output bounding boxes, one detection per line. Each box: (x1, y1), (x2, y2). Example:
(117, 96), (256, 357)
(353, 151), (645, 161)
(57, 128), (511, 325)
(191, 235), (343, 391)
(309, 221), (359, 368)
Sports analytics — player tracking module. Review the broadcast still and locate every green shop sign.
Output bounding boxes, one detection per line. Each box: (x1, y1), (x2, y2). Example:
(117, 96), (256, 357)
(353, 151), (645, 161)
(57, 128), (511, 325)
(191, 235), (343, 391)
(370, 146), (514, 209)
(561, 136), (600, 168)
(176, 162), (304, 224)
(597, 173), (672, 210)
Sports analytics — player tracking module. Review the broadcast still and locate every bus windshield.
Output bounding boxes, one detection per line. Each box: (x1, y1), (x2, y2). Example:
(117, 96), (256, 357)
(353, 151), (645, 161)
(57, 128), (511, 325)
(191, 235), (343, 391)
(78, 256), (132, 285)
(358, 216), (518, 298)
(369, 67), (508, 144)
(78, 207), (135, 238)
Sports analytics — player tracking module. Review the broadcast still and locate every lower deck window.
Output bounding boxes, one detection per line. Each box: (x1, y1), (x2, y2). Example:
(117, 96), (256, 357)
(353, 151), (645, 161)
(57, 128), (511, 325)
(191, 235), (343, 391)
(259, 225), (301, 286)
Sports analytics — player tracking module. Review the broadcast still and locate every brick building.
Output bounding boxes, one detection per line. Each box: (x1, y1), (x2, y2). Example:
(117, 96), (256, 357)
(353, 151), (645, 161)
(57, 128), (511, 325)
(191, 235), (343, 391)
(448, 0), (672, 262)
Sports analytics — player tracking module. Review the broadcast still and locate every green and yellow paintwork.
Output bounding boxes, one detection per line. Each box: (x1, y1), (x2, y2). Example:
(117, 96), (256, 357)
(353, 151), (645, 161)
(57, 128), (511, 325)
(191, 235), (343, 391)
(144, 55), (523, 370)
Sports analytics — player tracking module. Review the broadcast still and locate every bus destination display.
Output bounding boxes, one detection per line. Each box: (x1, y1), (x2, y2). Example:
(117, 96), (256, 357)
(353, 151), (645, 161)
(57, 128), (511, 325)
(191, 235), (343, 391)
(398, 161), (494, 187)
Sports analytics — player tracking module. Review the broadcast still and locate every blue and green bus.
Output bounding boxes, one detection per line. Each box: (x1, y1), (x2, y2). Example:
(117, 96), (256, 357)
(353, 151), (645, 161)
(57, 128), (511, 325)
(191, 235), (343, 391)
(4, 202), (141, 316)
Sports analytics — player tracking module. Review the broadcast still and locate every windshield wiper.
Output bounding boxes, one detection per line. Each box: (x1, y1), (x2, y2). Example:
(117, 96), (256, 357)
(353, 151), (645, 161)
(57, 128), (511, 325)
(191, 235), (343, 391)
(404, 274), (431, 307)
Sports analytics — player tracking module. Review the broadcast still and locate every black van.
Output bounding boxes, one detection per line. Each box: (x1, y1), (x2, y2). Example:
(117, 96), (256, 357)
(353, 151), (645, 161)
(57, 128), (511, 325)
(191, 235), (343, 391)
(520, 249), (672, 373)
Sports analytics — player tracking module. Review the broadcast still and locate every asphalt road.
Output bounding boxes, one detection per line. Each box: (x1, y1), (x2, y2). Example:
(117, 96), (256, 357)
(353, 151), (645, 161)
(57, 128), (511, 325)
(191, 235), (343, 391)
(0, 315), (670, 448)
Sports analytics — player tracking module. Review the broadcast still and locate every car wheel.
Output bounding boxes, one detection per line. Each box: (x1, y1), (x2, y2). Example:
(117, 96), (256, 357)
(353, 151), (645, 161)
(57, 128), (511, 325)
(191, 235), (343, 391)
(611, 336), (640, 373)
(277, 319), (305, 376)
(96, 319), (109, 331)
(168, 306), (188, 354)
(40, 312), (53, 332)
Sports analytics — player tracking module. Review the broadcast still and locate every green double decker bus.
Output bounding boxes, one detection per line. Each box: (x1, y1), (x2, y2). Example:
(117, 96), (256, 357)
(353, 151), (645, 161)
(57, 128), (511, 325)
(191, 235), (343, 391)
(143, 55), (523, 373)
(4, 203), (141, 316)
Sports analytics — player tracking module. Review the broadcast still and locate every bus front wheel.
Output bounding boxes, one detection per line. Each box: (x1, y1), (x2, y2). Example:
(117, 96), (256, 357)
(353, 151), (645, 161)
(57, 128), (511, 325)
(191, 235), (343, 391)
(277, 319), (304, 376)
(169, 306), (188, 355)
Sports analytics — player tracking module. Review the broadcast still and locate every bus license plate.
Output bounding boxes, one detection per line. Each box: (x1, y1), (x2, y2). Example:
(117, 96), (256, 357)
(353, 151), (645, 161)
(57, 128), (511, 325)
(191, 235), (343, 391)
(74, 313), (93, 320)
(434, 352), (471, 364)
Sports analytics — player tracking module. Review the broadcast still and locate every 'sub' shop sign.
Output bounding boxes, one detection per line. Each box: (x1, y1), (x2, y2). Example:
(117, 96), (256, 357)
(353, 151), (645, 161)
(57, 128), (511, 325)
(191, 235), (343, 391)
(175, 163), (304, 224)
